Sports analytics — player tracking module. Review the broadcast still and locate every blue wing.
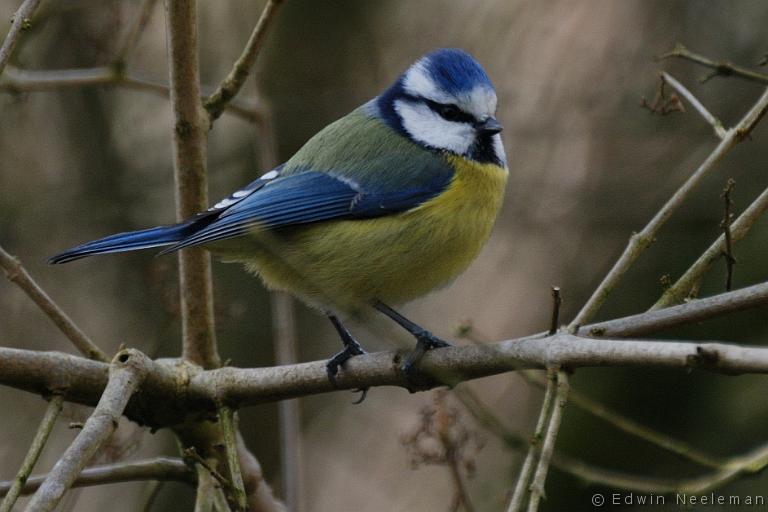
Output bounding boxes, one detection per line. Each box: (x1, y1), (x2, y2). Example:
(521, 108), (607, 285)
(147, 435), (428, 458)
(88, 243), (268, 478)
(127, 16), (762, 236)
(162, 166), (454, 252)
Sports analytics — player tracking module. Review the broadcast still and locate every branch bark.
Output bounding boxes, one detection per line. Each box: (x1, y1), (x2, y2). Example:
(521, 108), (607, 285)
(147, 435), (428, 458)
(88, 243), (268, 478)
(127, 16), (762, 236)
(25, 349), (150, 512)
(164, 0), (219, 369)
(0, 458), (194, 497)
(0, 0), (42, 76)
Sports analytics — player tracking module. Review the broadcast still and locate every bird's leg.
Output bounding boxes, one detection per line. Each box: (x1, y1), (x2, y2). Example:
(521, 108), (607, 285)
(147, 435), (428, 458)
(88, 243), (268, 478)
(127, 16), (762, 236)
(373, 301), (451, 387)
(325, 313), (368, 402)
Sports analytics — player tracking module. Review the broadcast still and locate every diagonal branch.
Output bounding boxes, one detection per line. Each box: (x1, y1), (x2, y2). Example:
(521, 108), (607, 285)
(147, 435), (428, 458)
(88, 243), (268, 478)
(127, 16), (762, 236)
(113, 0), (160, 65)
(569, 84), (768, 328)
(0, 244), (108, 362)
(25, 349), (150, 512)
(0, 458), (195, 497)
(0, 0), (42, 76)
(204, 0), (284, 123)
(652, 184), (768, 309)
(0, 395), (63, 512)
(661, 72), (726, 138)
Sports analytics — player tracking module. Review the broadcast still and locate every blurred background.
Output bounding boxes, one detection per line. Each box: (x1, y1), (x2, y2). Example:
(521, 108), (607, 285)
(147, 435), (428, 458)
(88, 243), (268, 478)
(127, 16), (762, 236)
(2, 0), (768, 510)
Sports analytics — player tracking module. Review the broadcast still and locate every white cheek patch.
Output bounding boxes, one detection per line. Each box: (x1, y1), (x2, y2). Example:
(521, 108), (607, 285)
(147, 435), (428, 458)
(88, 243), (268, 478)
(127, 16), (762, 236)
(395, 99), (474, 155)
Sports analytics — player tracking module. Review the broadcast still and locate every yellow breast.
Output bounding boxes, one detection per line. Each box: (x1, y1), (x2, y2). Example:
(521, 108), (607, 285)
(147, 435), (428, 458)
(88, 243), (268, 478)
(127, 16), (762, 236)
(229, 156), (508, 312)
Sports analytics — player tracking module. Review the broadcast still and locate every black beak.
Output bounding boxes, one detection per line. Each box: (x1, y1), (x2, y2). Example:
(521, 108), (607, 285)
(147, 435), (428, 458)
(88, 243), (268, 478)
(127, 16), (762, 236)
(477, 116), (503, 135)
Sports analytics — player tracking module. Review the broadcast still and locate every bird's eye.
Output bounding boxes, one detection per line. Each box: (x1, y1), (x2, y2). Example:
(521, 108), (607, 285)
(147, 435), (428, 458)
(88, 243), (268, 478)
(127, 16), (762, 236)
(437, 104), (463, 122)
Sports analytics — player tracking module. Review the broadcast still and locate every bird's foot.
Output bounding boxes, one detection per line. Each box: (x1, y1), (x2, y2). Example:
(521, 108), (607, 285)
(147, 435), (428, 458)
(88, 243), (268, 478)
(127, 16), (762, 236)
(401, 331), (451, 391)
(326, 339), (369, 403)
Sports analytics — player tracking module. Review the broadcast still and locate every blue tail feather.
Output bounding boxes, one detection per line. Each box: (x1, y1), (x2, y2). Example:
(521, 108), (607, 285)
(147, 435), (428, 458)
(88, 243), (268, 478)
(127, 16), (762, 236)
(49, 223), (192, 264)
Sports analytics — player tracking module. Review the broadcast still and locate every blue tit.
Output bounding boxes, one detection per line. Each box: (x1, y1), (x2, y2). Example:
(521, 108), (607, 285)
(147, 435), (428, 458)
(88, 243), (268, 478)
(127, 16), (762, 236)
(50, 48), (508, 389)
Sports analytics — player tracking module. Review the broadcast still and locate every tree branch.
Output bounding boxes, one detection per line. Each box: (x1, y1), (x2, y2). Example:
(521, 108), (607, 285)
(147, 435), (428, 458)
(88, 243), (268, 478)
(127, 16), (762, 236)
(0, 0), (42, 76)
(218, 406), (246, 512)
(659, 43), (768, 85)
(0, 244), (108, 362)
(569, 84), (768, 328)
(0, 66), (264, 123)
(526, 371), (569, 512)
(114, 0), (160, 65)
(204, 0), (284, 123)
(0, 458), (194, 496)
(0, 395), (62, 512)
(661, 72), (726, 138)
(164, 0), (220, 369)
(25, 349), (150, 512)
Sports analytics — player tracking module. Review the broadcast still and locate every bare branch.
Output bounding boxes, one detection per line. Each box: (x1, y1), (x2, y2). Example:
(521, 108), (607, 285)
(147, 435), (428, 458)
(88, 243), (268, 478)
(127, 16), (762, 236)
(235, 432), (288, 512)
(218, 407), (247, 512)
(526, 371), (569, 512)
(164, 0), (220, 369)
(0, 395), (63, 511)
(720, 179), (737, 292)
(25, 349), (150, 511)
(507, 370), (557, 512)
(0, 0), (42, 76)
(659, 43), (768, 84)
(0, 244), (108, 362)
(661, 72), (727, 138)
(204, 0), (284, 123)
(653, 184), (768, 309)
(548, 287), (561, 335)
(569, 84), (768, 328)
(0, 458), (194, 497)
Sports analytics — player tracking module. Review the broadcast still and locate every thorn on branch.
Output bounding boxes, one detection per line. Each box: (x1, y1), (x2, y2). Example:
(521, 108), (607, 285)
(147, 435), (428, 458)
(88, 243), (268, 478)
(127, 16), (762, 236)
(548, 287), (562, 336)
(640, 74), (685, 115)
(720, 179), (737, 291)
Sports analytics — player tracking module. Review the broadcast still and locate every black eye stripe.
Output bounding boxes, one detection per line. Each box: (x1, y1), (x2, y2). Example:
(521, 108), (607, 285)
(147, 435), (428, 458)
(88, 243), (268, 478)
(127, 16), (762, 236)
(423, 99), (475, 124)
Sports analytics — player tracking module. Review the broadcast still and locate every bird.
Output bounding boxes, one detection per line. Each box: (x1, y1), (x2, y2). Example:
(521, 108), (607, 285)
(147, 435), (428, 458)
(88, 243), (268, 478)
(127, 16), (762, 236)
(50, 48), (508, 394)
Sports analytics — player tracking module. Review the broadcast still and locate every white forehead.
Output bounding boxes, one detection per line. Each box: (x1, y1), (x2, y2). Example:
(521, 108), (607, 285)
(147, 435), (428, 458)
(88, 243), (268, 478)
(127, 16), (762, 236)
(402, 62), (497, 119)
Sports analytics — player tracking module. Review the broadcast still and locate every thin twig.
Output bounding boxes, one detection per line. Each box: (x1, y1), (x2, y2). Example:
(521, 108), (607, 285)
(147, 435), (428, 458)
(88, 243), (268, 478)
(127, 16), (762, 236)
(183, 447), (230, 490)
(720, 179), (736, 291)
(0, 0), (42, 76)
(526, 371), (570, 512)
(661, 71), (727, 138)
(569, 84), (768, 329)
(0, 395), (63, 511)
(507, 370), (556, 512)
(548, 287), (561, 335)
(0, 66), (264, 123)
(26, 349), (150, 512)
(0, 244), (108, 362)
(659, 43), (768, 85)
(164, 0), (220, 369)
(653, 184), (768, 309)
(218, 406), (247, 512)
(0, 458), (194, 496)
(204, 0), (284, 123)
(114, 0), (160, 65)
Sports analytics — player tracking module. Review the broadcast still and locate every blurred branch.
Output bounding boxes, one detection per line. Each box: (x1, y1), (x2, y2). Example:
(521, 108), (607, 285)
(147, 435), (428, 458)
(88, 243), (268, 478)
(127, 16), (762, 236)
(720, 179), (737, 291)
(507, 370), (557, 512)
(659, 43), (768, 84)
(460, 386), (768, 495)
(0, 66), (264, 123)
(0, 457), (194, 496)
(0, 395), (62, 512)
(164, 0), (219, 369)
(235, 432), (288, 512)
(653, 184), (768, 309)
(661, 72), (726, 138)
(0, 244), (108, 362)
(114, 0), (160, 65)
(4, 283), (768, 423)
(218, 407), (247, 512)
(26, 349), (150, 512)
(526, 371), (569, 512)
(204, 0), (284, 123)
(0, 0), (42, 76)
(569, 84), (768, 328)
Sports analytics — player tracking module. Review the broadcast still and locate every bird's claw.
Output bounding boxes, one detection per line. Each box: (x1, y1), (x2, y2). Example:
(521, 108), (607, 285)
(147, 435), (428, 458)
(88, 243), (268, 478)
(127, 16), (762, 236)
(401, 332), (451, 390)
(326, 340), (368, 402)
